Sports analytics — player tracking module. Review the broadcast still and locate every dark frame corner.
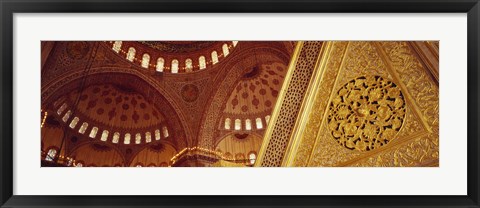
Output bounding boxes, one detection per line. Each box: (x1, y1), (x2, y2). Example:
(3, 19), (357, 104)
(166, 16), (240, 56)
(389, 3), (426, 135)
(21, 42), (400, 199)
(1, 0), (479, 207)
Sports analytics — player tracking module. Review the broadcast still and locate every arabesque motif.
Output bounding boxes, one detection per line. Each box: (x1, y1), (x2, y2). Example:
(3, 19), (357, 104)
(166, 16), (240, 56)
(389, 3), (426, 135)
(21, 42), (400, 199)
(327, 76), (406, 151)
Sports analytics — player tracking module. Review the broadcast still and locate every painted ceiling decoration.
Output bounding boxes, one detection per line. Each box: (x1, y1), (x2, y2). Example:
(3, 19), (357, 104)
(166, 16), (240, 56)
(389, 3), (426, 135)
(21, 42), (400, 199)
(53, 84), (171, 146)
(108, 41), (239, 73)
(41, 41), (440, 167)
(139, 41), (218, 53)
(221, 62), (288, 132)
(41, 41), (294, 167)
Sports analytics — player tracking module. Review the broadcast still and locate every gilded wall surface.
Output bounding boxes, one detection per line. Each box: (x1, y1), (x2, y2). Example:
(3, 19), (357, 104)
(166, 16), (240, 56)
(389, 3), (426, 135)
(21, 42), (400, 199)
(258, 41), (439, 167)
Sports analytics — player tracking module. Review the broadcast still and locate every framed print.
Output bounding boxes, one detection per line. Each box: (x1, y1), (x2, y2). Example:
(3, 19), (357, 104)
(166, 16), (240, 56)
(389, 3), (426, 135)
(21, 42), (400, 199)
(1, 0), (479, 207)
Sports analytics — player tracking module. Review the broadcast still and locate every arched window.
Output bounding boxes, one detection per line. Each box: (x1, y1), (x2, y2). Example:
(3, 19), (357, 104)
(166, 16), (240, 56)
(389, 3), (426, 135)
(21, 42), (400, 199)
(245, 119), (252, 130)
(199, 56), (206, 69)
(233, 41), (239, 46)
(136, 164), (142, 167)
(57, 103), (67, 115)
(141, 53), (150, 68)
(112, 41), (122, 53)
(124, 133), (131, 144)
(162, 126), (169, 138)
(127, 47), (136, 62)
(135, 133), (141, 144)
(89, 127), (98, 138)
(256, 118), (263, 129)
(78, 122), (88, 134)
(224, 118), (231, 130)
(249, 152), (256, 165)
(145, 132), (152, 143)
(76, 162), (83, 167)
(156, 57), (165, 72)
(67, 158), (73, 166)
(101, 130), (109, 141)
(171, 59), (179, 73)
(155, 129), (161, 140)
(222, 44), (230, 57)
(265, 115), (271, 124)
(45, 149), (57, 161)
(235, 119), (241, 130)
(112, 132), (120, 143)
(185, 58), (193, 72)
(62, 110), (72, 122)
(211, 51), (219, 64)
(69, 117), (79, 129)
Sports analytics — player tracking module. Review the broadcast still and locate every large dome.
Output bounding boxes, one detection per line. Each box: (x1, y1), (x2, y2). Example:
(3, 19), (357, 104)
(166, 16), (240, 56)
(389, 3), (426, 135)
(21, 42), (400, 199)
(40, 41), (294, 167)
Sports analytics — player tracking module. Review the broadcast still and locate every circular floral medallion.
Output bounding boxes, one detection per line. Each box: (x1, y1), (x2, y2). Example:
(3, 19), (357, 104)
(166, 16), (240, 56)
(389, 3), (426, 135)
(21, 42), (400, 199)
(66, 41), (90, 60)
(327, 76), (406, 151)
(181, 84), (199, 102)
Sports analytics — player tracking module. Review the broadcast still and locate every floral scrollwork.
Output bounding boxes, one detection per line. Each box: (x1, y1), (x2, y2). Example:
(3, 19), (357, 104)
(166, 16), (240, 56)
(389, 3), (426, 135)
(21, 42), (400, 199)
(327, 76), (406, 151)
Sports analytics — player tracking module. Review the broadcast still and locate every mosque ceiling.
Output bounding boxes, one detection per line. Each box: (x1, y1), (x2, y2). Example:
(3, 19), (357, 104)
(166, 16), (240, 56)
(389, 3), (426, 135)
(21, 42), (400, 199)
(40, 40), (293, 167)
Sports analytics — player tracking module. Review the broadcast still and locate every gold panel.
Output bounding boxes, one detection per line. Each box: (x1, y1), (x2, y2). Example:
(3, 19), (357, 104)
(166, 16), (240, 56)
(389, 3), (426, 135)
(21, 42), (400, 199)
(276, 41), (438, 167)
(326, 75), (407, 152)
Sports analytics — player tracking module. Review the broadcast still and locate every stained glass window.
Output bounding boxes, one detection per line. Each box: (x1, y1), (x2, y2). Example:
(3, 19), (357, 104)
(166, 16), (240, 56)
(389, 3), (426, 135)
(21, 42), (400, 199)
(101, 130), (109, 141)
(199, 56), (206, 69)
(256, 118), (263, 129)
(57, 103), (67, 115)
(155, 129), (161, 140)
(135, 133), (141, 144)
(245, 119), (252, 130)
(222, 43), (229, 57)
(112, 41), (122, 53)
(78, 122), (88, 134)
(224, 118), (231, 130)
(211, 51), (219, 64)
(235, 119), (241, 130)
(249, 152), (256, 165)
(171, 59), (179, 73)
(124, 133), (131, 144)
(89, 127), (98, 138)
(69, 117), (79, 129)
(127, 47), (136, 62)
(162, 126), (169, 138)
(62, 110), (71, 122)
(45, 149), (57, 161)
(185, 58), (193, 72)
(112, 132), (120, 143)
(145, 132), (152, 143)
(141, 53), (150, 68)
(156, 57), (165, 72)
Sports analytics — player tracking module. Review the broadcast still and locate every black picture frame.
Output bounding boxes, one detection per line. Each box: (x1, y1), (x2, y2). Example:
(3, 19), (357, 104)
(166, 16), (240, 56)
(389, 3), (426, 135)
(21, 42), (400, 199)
(1, 0), (479, 207)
